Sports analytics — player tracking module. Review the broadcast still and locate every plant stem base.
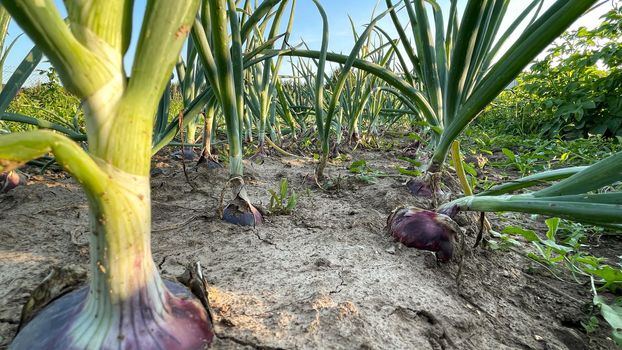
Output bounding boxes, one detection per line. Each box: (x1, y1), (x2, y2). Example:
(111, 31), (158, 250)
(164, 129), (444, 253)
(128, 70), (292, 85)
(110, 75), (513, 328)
(11, 280), (213, 350)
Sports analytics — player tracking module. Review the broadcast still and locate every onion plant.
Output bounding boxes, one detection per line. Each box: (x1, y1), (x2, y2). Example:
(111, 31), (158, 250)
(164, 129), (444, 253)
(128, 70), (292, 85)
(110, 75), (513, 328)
(273, 75), (300, 140)
(386, 0), (598, 173)
(279, 60), (320, 139)
(0, 1), (215, 348)
(175, 39), (207, 158)
(155, 38), (223, 166)
(387, 151), (622, 264)
(151, 0), (296, 171)
(190, 0), (292, 225)
(384, 1), (615, 266)
(338, 27), (395, 146)
(247, 0), (296, 154)
(311, 0), (390, 180)
(281, 0), (598, 185)
(388, 206), (460, 262)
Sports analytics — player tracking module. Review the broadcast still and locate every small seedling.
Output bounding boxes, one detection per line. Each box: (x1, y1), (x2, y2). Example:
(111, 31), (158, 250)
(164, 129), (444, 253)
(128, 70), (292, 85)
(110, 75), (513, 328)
(348, 159), (386, 183)
(268, 178), (299, 215)
(395, 156), (423, 177)
(501, 147), (530, 175)
(348, 159), (368, 174)
(581, 315), (599, 334)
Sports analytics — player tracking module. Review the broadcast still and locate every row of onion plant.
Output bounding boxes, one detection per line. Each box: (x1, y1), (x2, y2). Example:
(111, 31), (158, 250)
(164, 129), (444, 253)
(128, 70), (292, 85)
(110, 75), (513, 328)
(246, 0), (296, 154)
(2, 0), (296, 225)
(310, 0), (395, 180)
(274, 0), (598, 191)
(188, 0), (296, 225)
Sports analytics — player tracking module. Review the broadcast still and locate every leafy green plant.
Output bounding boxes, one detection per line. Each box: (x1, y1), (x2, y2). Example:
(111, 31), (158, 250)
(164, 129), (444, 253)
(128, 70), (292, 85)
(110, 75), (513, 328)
(396, 156), (423, 177)
(525, 7), (621, 138)
(348, 159), (368, 174)
(347, 158), (386, 183)
(500, 147), (530, 175)
(491, 217), (622, 289)
(592, 279), (622, 346)
(582, 315), (600, 334)
(480, 6), (622, 139)
(485, 229), (521, 251)
(5, 70), (84, 135)
(268, 178), (299, 214)
(494, 217), (622, 344)
(463, 126), (622, 182)
(514, 218), (577, 271)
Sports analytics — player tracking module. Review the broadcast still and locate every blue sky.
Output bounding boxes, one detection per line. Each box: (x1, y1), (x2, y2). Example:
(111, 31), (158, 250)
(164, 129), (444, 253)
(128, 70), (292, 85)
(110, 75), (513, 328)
(2, 0), (612, 85)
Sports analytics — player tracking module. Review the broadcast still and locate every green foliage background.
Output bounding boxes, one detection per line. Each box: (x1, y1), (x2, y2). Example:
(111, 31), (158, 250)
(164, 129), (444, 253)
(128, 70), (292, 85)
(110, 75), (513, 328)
(1, 68), (83, 134)
(479, 7), (622, 139)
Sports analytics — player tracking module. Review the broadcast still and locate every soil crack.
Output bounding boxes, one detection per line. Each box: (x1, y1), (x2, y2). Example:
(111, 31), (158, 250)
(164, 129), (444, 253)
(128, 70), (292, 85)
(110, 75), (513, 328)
(215, 333), (285, 350)
(158, 255), (169, 270)
(241, 294), (317, 317)
(458, 292), (496, 322)
(152, 214), (207, 232)
(157, 246), (209, 272)
(389, 307), (457, 349)
(254, 231), (283, 251)
(297, 219), (324, 229)
(330, 270), (345, 294)
(0, 318), (19, 324)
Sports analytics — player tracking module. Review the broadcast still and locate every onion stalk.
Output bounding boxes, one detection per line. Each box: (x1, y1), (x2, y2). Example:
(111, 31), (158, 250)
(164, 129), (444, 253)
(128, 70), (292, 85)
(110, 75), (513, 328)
(439, 150), (622, 228)
(0, 1), (213, 348)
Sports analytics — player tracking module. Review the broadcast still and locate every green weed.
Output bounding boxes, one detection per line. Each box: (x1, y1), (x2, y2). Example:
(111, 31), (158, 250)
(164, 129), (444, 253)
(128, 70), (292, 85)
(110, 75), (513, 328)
(268, 178), (299, 215)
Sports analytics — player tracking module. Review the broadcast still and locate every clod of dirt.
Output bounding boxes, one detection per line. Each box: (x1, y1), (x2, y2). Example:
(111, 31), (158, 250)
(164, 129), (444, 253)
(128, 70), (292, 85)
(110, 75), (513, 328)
(171, 148), (197, 161)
